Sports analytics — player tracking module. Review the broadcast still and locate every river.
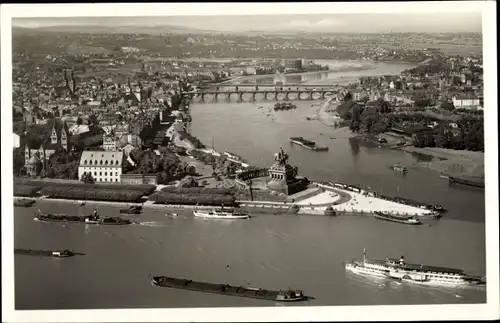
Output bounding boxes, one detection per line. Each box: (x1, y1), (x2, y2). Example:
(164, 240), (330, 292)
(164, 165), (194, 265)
(14, 63), (486, 310)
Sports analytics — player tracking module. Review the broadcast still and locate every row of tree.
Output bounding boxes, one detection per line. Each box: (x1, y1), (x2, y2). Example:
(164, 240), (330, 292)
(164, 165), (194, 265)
(337, 93), (484, 151)
(125, 147), (197, 184)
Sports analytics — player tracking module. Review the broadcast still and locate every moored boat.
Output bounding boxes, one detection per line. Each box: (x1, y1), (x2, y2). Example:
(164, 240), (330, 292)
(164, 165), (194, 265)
(290, 137), (329, 151)
(14, 198), (36, 207)
(150, 275), (308, 302)
(274, 102), (297, 111)
(14, 248), (77, 258)
(193, 208), (250, 219)
(373, 211), (422, 225)
(345, 249), (486, 286)
(34, 210), (132, 225)
(449, 176), (485, 189)
(119, 205), (142, 215)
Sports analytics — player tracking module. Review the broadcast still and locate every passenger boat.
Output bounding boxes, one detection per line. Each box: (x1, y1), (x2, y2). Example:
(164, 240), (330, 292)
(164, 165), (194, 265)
(223, 151), (246, 162)
(193, 208), (250, 219)
(14, 198), (36, 207)
(150, 275), (308, 302)
(290, 137), (329, 151)
(14, 248), (77, 258)
(119, 205), (142, 215)
(373, 211), (422, 225)
(34, 210), (132, 225)
(345, 249), (486, 286)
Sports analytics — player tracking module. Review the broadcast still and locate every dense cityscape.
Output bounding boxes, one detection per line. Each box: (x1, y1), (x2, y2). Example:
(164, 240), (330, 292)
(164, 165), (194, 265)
(9, 13), (491, 315)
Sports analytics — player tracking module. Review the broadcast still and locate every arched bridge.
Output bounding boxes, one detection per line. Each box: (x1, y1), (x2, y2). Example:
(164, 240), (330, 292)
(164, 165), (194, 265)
(186, 88), (340, 103)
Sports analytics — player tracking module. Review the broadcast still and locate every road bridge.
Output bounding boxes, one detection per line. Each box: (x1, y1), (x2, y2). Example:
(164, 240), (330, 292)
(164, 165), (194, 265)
(198, 84), (342, 92)
(186, 89), (340, 103)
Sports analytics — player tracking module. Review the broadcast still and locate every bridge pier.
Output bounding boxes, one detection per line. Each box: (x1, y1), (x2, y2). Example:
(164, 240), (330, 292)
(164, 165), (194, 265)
(200, 93), (205, 102)
(238, 92), (243, 103)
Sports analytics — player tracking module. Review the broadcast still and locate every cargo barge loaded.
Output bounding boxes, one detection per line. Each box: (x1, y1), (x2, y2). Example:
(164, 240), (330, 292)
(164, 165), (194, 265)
(290, 137), (329, 151)
(14, 248), (81, 258)
(150, 275), (310, 302)
(34, 210), (133, 225)
(449, 176), (485, 189)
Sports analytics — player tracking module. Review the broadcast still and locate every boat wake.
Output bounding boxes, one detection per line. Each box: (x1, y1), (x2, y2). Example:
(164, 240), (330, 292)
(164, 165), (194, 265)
(137, 221), (168, 228)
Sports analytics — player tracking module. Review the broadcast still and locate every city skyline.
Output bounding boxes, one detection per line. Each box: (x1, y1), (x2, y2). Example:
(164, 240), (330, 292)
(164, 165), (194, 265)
(14, 13), (482, 33)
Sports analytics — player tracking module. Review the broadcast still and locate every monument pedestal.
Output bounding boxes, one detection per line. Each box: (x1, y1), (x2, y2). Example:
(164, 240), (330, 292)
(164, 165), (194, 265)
(266, 147), (308, 196)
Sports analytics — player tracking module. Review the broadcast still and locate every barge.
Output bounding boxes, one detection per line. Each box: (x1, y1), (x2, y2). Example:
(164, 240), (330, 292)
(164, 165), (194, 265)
(274, 102), (297, 111)
(373, 211), (422, 225)
(119, 205), (142, 215)
(345, 249), (486, 286)
(150, 275), (308, 302)
(14, 198), (36, 207)
(449, 176), (485, 189)
(34, 210), (132, 225)
(14, 248), (77, 258)
(290, 137), (329, 151)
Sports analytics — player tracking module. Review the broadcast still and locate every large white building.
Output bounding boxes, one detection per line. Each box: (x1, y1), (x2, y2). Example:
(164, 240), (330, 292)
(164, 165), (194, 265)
(78, 151), (124, 183)
(452, 94), (481, 110)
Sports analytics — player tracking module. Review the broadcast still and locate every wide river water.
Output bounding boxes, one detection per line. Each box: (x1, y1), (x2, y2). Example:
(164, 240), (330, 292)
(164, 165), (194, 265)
(14, 63), (486, 310)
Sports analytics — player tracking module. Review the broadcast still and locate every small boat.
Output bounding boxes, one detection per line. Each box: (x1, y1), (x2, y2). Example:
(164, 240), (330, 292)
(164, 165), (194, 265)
(150, 275), (308, 302)
(373, 211), (422, 225)
(79, 201), (86, 206)
(120, 205), (142, 215)
(14, 199), (35, 207)
(391, 164), (408, 173)
(165, 213), (178, 217)
(193, 208), (250, 219)
(14, 248), (77, 258)
(34, 211), (132, 225)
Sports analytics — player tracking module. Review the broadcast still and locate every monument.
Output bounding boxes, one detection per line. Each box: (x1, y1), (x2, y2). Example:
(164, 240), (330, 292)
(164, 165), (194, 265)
(266, 146), (309, 195)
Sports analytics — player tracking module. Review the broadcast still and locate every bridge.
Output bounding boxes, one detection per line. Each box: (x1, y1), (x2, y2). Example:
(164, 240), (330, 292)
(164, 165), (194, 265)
(197, 84), (342, 92)
(186, 89), (341, 103)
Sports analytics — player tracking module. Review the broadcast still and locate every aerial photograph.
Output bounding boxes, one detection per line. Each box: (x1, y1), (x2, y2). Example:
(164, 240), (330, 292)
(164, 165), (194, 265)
(4, 3), (496, 321)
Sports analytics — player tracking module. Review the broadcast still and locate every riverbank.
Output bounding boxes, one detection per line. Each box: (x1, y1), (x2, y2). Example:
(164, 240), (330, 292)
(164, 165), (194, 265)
(402, 146), (485, 179)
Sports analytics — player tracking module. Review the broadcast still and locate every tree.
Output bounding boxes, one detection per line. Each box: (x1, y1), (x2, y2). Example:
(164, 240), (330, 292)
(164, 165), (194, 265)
(81, 172), (95, 184)
(13, 148), (25, 176)
(88, 114), (99, 127)
(440, 102), (455, 111)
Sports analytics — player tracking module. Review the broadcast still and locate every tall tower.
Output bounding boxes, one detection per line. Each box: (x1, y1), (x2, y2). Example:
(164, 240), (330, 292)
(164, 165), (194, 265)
(71, 70), (76, 93)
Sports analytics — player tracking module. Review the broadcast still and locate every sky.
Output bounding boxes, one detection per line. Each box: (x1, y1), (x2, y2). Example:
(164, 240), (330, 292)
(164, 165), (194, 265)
(13, 13), (482, 33)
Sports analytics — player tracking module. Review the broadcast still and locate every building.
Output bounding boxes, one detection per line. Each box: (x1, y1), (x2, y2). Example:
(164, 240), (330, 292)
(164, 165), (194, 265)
(78, 151), (124, 183)
(114, 124), (130, 139)
(116, 133), (142, 156)
(452, 94), (481, 110)
(120, 173), (158, 185)
(102, 133), (117, 151)
(284, 59), (302, 70)
(24, 118), (70, 169)
(13, 133), (20, 148)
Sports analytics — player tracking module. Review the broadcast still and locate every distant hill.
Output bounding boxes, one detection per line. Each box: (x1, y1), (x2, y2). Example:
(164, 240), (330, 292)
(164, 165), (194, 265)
(13, 24), (220, 35)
